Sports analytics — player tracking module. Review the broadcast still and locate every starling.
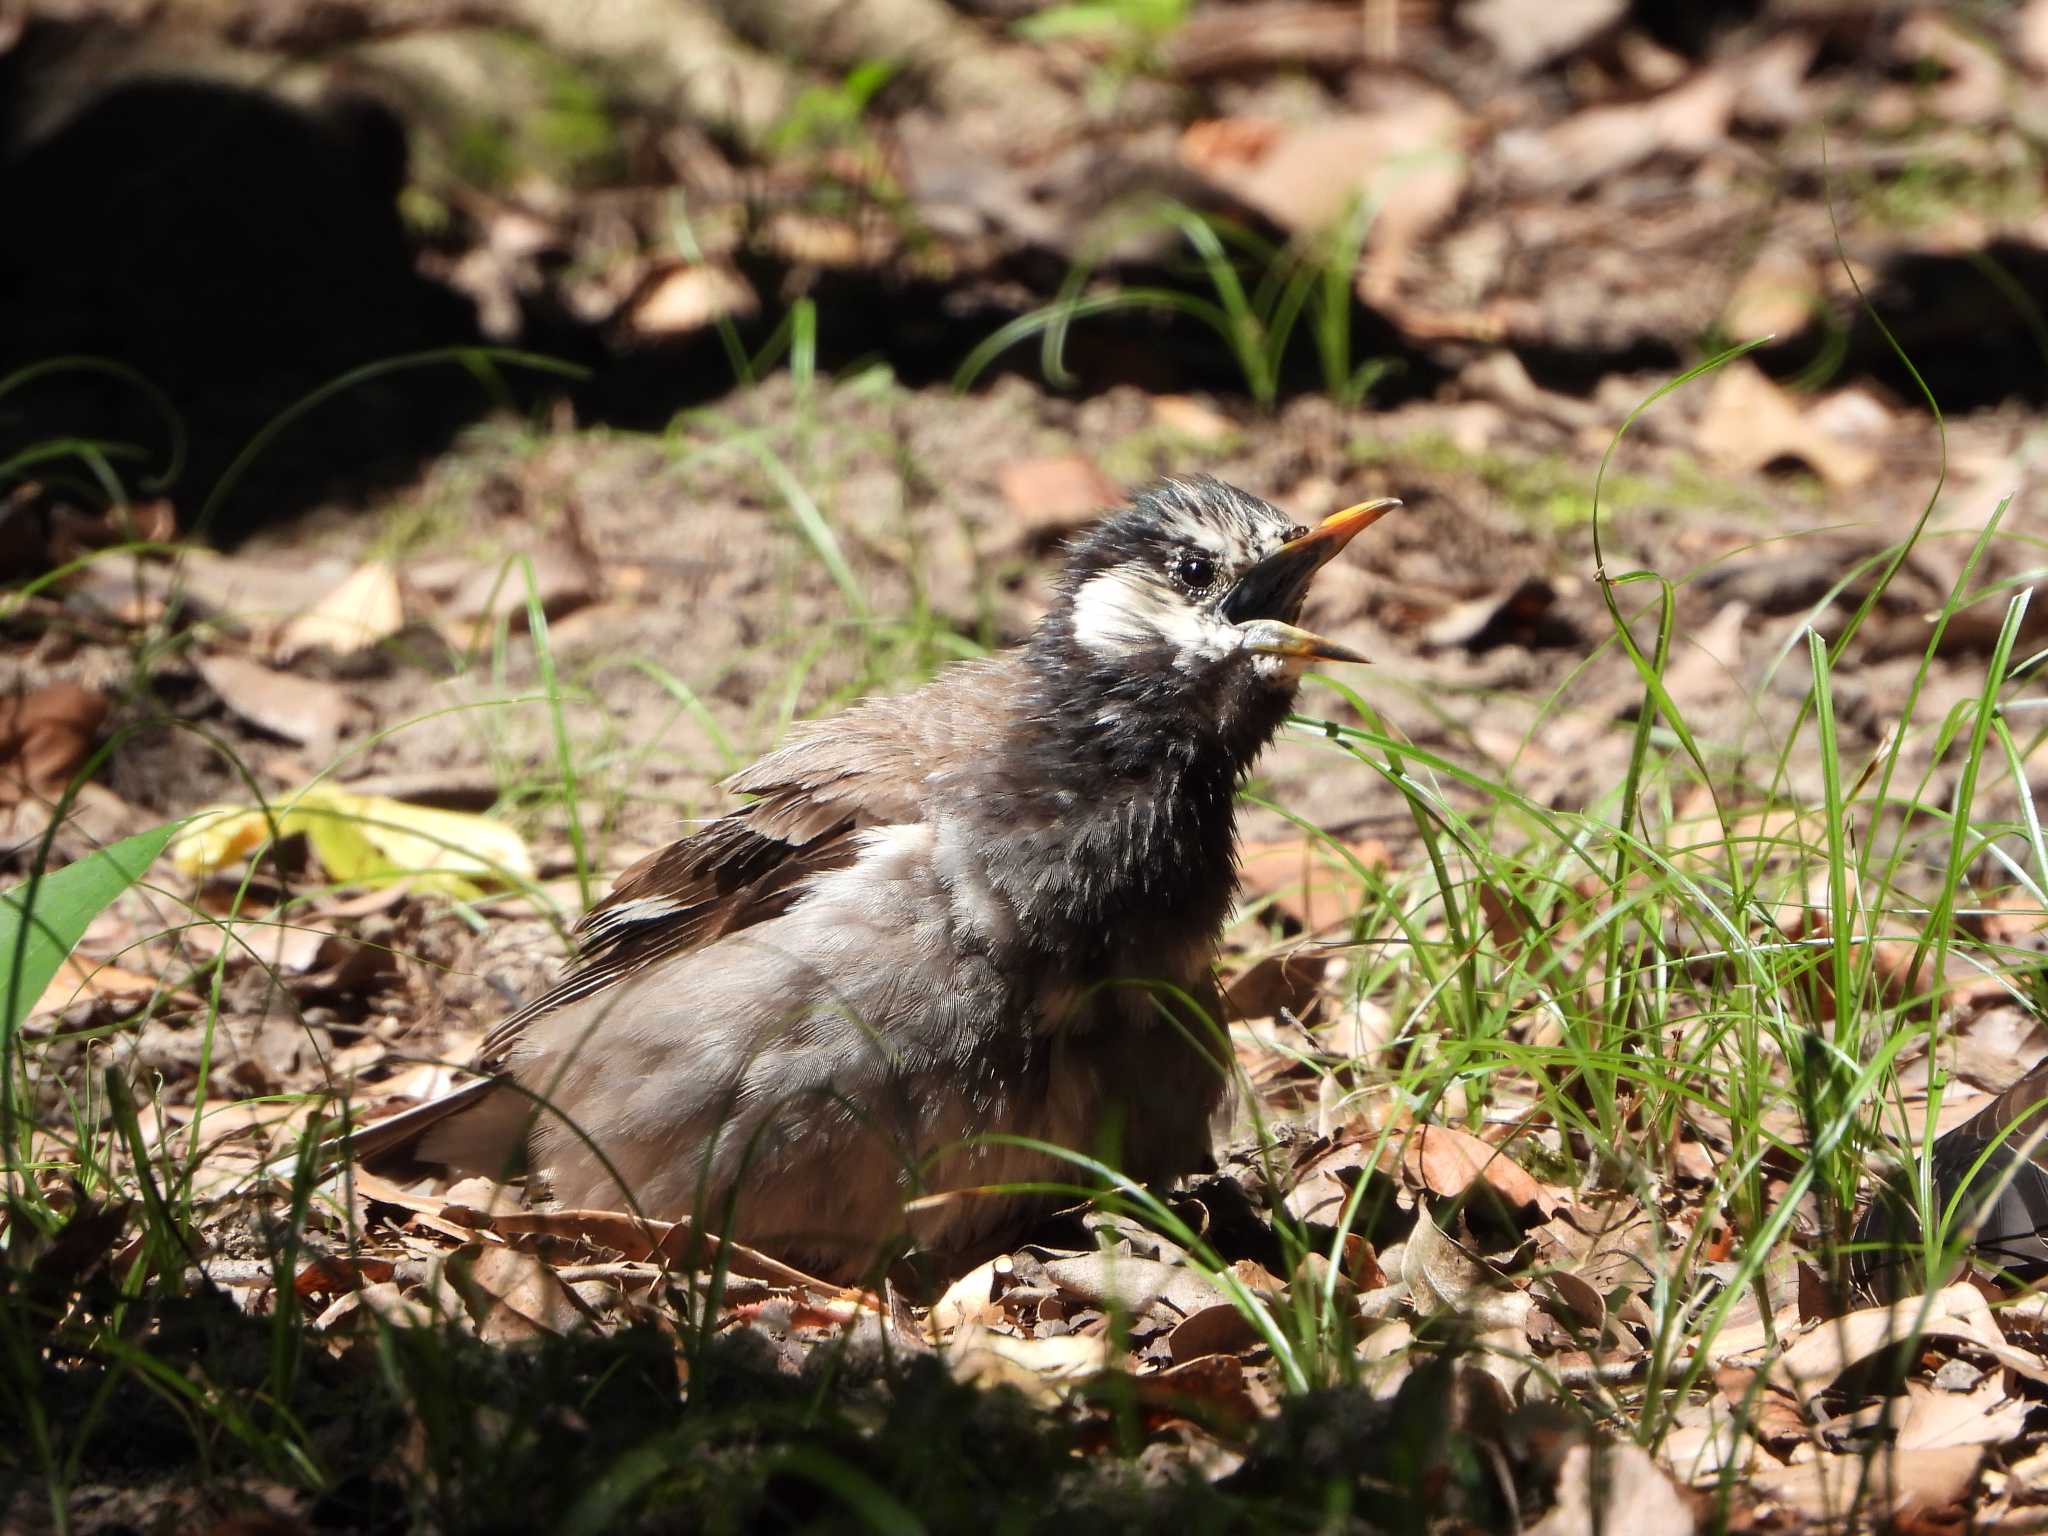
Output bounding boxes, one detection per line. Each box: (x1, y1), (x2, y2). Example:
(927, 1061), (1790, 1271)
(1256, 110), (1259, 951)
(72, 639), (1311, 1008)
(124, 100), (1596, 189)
(1857, 1057), (2048, 1293)
(359, 476), (1399, 1277)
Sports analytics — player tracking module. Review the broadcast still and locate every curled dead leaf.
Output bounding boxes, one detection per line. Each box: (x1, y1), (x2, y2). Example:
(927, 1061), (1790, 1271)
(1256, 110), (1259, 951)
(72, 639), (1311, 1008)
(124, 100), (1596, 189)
(195, 651), (352, 752)
(440, 1243), (593, 1343)
(1402, 1202), (1531, 1334)
(1767, 1284), (2001, 1396)
(1, 683), (105, 804)
(1693, 361), (1877, 490)
(1403, 1124), (1561, 1221)
(30, 956), (199, 1021)
(315, 1279), (435, 1332)
(274, 560), (403, 661)
(293, 1253), (396, 1299)
(1530, 1439), (1693, 1536)
(1041, 1251), (1229, 1319)
(616, 261), (759, 341)
(932, 1256), (1006, 1336)
(1167, 1300), (1263, 1364)
(1134, 1353), (1260, 1432)
(948, 1322), (1111, 1408)
(1749, 1443), (1982, 1529)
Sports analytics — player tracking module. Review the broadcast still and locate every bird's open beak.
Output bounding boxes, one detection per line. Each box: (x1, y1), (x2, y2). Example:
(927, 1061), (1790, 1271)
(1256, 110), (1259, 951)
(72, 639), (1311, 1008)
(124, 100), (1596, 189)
(1222, 497), (1400, 663)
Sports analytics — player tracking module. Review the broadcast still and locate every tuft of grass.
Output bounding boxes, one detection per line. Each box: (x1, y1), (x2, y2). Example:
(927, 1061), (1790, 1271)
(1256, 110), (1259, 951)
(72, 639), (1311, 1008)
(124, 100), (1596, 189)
(436, 37), (628, 191)
(763, 59), (900, 158)
(1850, 138), (2044, 234)
(1015, 0), (1193, 103)
(955, 197), (1399, 412)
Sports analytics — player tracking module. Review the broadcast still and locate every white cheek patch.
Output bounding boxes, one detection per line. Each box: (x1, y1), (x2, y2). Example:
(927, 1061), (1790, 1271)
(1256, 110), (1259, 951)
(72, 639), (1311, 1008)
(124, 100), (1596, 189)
(1069, 566), (1240, 665)
(1249, 651), (1306, 686)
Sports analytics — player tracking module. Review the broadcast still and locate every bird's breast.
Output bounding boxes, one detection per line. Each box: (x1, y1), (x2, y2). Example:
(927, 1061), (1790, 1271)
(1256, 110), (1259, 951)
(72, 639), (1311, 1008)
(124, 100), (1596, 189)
(928, 799), (1235, 997)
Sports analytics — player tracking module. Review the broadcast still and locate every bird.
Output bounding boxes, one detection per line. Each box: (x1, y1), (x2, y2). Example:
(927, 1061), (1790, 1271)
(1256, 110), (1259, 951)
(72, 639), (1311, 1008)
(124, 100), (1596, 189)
(355, 476), (1400, 1280)
(1856, 1057), (2048, 1294)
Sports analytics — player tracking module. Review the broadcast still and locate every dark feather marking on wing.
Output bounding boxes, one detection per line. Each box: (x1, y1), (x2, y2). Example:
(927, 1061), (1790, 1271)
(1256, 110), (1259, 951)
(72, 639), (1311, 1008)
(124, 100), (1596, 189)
(473, 803), (861, 1067)
(468, 668), (1009, 1070)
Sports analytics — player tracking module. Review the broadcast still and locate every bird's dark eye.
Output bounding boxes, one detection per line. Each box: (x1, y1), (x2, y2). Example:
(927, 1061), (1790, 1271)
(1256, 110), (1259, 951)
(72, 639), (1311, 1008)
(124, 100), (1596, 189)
(1173, 552), (1217, 590)
(1284, 524), (1309, 543)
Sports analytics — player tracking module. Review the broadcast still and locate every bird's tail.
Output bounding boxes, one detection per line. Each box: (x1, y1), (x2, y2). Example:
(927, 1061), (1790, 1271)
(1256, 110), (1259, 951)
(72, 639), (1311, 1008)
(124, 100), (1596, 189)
(342, 1076), (528, 1173)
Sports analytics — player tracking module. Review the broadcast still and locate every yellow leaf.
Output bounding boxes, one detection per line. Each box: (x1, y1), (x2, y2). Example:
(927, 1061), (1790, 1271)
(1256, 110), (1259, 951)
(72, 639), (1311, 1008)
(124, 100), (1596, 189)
(166, 786), (533, 895)
(315, 790), (535, 892)
(169, 805), (276, 877)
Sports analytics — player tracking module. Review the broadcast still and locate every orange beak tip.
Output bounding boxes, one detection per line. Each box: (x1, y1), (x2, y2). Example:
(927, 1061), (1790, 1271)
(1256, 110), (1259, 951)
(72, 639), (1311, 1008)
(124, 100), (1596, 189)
(1317, 497), (1402, 536)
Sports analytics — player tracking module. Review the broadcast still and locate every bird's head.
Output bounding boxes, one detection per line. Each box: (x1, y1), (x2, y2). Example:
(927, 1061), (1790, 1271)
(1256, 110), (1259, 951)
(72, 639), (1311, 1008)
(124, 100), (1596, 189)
(1038, 475), (1396, 689)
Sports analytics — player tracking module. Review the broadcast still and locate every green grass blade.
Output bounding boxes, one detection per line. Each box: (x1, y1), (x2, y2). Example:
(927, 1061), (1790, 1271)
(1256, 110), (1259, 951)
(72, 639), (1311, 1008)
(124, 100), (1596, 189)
(2, 822), (180, 1043)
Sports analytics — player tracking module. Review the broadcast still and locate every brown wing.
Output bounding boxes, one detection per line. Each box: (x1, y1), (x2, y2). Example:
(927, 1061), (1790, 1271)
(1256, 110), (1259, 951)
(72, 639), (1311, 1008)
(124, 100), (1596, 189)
(473, 658), (1012, 1067)
(1856, 1059), (2048, 1294)
(1927, 1062), (2048, 1271)
(470, 810), (854, 1065)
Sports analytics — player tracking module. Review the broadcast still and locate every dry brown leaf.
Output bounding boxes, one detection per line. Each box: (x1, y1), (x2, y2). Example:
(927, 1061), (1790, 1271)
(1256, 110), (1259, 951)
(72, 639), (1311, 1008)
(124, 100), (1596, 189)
(315, 1279), (435, 1332)
(29, 956), (195, 1020)
(1420, 577), (1569, 655)
(1659, 1396), (1754, 1485)
(440, 1177), (524, 1219)
(1723, 246), (1821, 340)
(348, 1167), (453, 1216)
(1767, 1284), (2001, 1396)
(1237, 836), (1389, 931)
(948, 1322), (1111, 1408)
(0, 682), (105, 807)
(1179, 85), (1468, 303)
(2022, 0), (2048, 75)
(1530, 1439), (1694, 1536)
(1403, 1125), (1562, 1220)
(1163, 3), (1377, 77)
(178, 914), (330, 975)
(438, 540), (598, 648)
(293, 1253), (397, 1299)
(1671, 1135), (1717, 1185)
(1749, 1443), (1982, 1528)
(759, 211), (871, 268)
(1283, 1129), (1380, 1225)
(1897, 12), (2006, 126)
(1461, 0), (1624, 73)
(1041, 1251), (1229, 1318)
(1535, 1270), (1606, 1337)
(1693, 361), (1878, 490)
(1496, 67), (1735, 196)
(931, 1256), (1006, 1336)
(1733, 30), (1822, 127)
(994, 457), (1123, 554)
(616, 261), (759, 340)
(1148, 395), (1237, 445)
(1402, 1201), (1531, 1333)
(1166, 1300), (1263, 1364)
(274, 561), (403, 661)
(443, 1244), (591, 1342)
(1895, 1377), (2032, 1451)
(1655, 601), (1748, 715)
(195, 651), (351, 752)
(1134, 1353), (1260, 1430)
(1222, 949), (1328, 1024)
